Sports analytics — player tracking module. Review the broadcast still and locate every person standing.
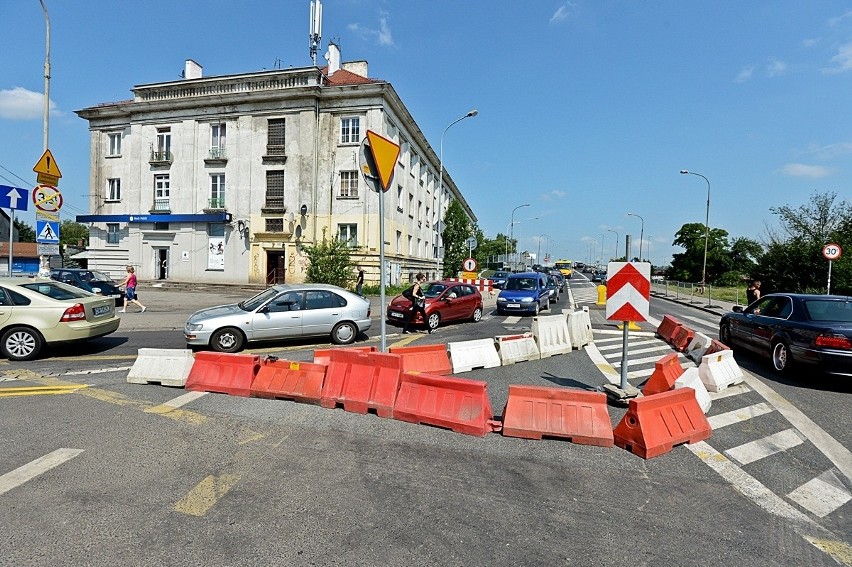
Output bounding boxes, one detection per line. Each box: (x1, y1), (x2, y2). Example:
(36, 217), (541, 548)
(355, 265), (365, 297)
(746, 280), (761, 305)
(119, 265), (146, 313)
(402, 272), (431, 334)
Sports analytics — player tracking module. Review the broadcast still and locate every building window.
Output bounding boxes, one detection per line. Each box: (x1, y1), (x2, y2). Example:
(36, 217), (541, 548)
(210, 174), (225, 209)
(340, 116), (360, 144)
(338, 224), (357, 247)
(153, 127), (171, 161)
(153, 222), (169, 231)
(408, 193), (414, 218)
(339, 171), (358, 198)
(208, 223), (225, 238)
(267, 119), (285, 155)
(396, 231), (402, 253)
(396, 185), (403, 212)
(106, 223), (120, 245)
(106, 178), (121, 201)
(154, 174), (170, 210)
(265, 218), (284, 232)
(265, 170), (285, 209)
(408, 235), (413, 256)
(210, 123), (226, 159)
(107, 132), (122, 156)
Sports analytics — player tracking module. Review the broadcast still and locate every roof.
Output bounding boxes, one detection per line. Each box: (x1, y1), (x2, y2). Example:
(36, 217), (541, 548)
(320, 67), (380, 86)
(0, 242), (39, 258)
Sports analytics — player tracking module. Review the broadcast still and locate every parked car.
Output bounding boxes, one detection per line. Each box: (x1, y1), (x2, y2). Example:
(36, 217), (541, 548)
(184, 283), (372, 352)
(386, 281), (483, 331)
(719, 293), (852, 377)
(0, 278), (120, 361)
(544, 274), (561, 303)
(496, 272), (551, 316)
(548, 270), (566, 292)
(592, 270), (607, 283)
(490, 270), (511, 290)
(50, 268), (123, 306)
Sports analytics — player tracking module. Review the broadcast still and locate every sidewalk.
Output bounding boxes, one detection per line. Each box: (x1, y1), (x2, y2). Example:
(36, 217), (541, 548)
(650, 282), (740, 316)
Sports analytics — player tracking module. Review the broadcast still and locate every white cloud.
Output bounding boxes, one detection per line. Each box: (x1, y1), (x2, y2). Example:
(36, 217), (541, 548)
(541, 189), (566, 201)
(827, 9), (852, 27)
(823, 41), (852, 74)
(0, 86), (51, 120)
(780, 163), (832, 178)
(803, 142), (852, 160)
(347, 14), (395, 47)
(766, 58), (787, 77)
(734, 65), (755, 83)
(550, 2), (577, 24)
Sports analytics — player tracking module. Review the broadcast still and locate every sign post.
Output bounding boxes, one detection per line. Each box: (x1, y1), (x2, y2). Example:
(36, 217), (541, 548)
(33, 151), (63, 276)
(604, 261), (651, 402)
(823, 243), (842, 295)
(0, 185), (28, 277)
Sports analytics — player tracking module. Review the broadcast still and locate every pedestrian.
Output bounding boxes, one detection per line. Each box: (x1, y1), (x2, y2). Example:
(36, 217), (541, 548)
(119, 265), (146, 313)
(402, 272), (431, 334)
(355, 265), (365, 297)
(746, 280), (761, 304)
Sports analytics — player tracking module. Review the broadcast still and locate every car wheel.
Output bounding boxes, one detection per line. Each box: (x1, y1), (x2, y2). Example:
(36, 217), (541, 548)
(427, 312), (441, 331)
(1, 326), (44, 361)
(210, 327), (244, 353)
(719, 323), (733, 348)
(331, 321), (358, 345)
(533, 302), (540, 316)
(771, 340), (793, 374)
(471, 307), (483, 322)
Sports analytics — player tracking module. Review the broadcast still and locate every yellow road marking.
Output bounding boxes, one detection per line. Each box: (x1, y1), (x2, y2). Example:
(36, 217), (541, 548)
(389, 334), (422, 349)
(0, 384), (88, 398)
(173, 474), (240, 517)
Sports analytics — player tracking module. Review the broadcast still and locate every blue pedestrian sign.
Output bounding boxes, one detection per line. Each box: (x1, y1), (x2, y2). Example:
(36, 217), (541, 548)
(36, 220), (60, 244)
(0, 185), (28, 211)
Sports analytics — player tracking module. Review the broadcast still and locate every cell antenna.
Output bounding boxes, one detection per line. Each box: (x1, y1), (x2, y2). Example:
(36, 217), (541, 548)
(309, 0), (322, 66)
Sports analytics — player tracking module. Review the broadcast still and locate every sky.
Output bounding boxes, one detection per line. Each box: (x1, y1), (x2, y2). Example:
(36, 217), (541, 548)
(2, 1), (852, 267)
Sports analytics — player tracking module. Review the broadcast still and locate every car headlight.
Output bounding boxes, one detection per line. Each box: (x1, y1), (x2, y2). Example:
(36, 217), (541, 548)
(496, 297), (506, 303)
(186, 322), (204, 332)
(521, 297), (534, 303)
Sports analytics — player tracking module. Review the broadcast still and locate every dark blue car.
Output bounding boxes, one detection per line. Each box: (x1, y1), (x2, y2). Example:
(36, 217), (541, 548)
(496, 272), (551, 316)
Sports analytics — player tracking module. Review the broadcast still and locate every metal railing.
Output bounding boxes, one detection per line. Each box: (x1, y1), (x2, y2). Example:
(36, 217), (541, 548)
(151, 198), (170, 211)
(208, 147), (226, 159)
(207, 197), (226, 209)
(651, 280), (743, 307)
(149, 149), (172, 162)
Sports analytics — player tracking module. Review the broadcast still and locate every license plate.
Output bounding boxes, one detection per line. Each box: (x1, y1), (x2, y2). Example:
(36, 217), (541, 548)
(507, 303), (520, 308)
(93, 305), (111, 317)
(390, 311), (404, 319)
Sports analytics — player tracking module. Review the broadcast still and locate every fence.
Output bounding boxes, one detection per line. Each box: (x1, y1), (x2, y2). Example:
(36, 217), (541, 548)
(651, 280), (743, 307)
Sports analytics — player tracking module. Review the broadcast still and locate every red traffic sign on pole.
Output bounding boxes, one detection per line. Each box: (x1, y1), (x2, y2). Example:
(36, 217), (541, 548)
(823, 243), (842, 261)
(605, 262), (651, 322)
(462, 257), (478, 272)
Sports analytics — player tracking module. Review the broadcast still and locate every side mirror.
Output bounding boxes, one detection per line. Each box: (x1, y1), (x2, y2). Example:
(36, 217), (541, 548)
(732, 306), (744, 313)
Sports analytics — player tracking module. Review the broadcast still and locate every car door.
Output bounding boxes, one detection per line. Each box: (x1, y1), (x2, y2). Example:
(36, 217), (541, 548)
(300, 290), (345, 337)
(749, 296), (792, 354)
(442, 285), (465, 320)
(537, 275), (549, 306)
(0, 288), (15, 328)
(739, 297), (781, 353)
(458, 285), (478, 318)
(251, 290), (304, 340)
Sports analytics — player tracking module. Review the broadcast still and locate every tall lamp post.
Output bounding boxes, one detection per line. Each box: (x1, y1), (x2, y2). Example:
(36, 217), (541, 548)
(509, 204), (530, 270)
(436, 109), (478, 277)
(607, 229), (619, 260)
(537, 234), (550, 266)
(680, 170), (711, 288)
(627, 212), (644, 261)
(599, 234), (604, 266)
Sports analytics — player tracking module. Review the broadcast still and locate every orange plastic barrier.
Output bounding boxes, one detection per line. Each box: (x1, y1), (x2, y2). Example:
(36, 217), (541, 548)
(320, 350), (402, 417)
(393, 372), (499, 437)
(703, 339), (730, 356)
(671, 325), (695, 352)
(185, 352), (260, 397)
(313, 346), (377, 366)
(656, 315), (683, 344)
(502, 385), (614, 447)
(389, 344), (452, 376)
(250, 358), (327, 404)
(642, 353), (685, 396)
(613, 388), (712, 459)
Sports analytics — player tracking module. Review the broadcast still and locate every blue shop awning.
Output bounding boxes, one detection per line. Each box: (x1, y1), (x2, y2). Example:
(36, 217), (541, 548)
(76, 213), (232, 223)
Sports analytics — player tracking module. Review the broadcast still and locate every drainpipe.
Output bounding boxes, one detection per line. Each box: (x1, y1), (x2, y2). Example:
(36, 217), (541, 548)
(312, 97), (320, 243)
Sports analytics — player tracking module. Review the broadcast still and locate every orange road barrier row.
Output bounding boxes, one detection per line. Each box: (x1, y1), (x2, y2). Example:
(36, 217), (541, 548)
(655, 315), (683, 344)
(641, 353), (684, 396)
(613, 388), (712, 459)
(671, 325), (695, 352)
(320, 349), (402, 418)
(501, 385), (614, 447)
(185, 352), (261, 397)
(393, 372), (500, 437)
(250, 357), (327, 404)
(312, 346), (377, 366)
(389, 343), (452, 375)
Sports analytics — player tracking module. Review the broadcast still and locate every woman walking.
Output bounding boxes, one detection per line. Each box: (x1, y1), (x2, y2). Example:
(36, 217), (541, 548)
(402, 273), (430, 334)
(119, 265), (146, 313)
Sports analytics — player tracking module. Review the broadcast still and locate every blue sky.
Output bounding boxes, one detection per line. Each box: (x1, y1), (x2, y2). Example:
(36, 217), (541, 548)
(2, 1), (852, 266)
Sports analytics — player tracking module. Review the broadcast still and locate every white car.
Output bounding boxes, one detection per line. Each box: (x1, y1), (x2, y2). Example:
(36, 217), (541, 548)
(184, 283), (372, 352)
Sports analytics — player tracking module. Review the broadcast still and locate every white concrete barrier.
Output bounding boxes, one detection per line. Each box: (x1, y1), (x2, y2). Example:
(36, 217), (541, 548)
(698, 349), (744, 392)
(674, 367), (712, 414)
(532, 314), (572, 358)
(495, 333), (540, 365)
(447, 338), (501, 373)
(127, 348), (195, 387)
(564, 309), (593, 348)
(685, 332), (713, 364)
(580, 307), (594, 344)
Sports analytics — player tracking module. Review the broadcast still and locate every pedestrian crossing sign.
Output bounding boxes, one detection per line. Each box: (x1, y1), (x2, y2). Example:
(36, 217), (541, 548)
(36, 220), (60, 243)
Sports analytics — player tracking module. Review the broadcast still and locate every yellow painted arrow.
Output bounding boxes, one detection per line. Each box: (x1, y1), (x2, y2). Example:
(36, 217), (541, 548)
(0, 384), (88, 398)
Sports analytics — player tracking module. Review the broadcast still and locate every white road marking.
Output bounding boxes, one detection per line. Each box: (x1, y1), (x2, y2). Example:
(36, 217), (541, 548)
(0, 448), (84, 496)
(707, 402), (774, 430)
(603, 344), (676, 358)
(627, 367), (655, 380)
(583, 343), (620, 385)
(503, 316), (521, 324)
(594, 329), (656, 337)
(725, 428), (804, 465)
(787, 470), (852, 518)
(708, 383), (751, 400)
(597, 338), (660, 351)
(156, 391), (208, 410)
(63, 366), (133, 376)
(677, 313), (720, 332)
(610, 353), (690, 368)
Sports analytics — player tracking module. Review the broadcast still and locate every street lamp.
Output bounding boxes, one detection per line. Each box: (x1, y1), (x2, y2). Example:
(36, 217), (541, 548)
(627, 212), (644, 261)
(509, 203), (530, 270)
(680, 170), (711, 287)
(436, 109), (478, 277)
(537, 234), (550, 266)
(607, 229), (619, 260)
(599, 234), (605, 266)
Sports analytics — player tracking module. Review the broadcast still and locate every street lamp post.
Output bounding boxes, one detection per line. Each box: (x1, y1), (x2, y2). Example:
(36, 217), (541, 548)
(680, 170), (711, 288)
(436, 109), (478, 278)
(627, 212), (644, 261)
(537, 234), (550, 266)
(607, 229), (619, 260)
(509, 204), (530, 270)
(599, 234), (604, 266)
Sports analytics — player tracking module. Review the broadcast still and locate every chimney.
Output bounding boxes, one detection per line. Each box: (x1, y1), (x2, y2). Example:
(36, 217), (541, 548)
(324, 41), (341, 75)
(184, 59), (203, 80)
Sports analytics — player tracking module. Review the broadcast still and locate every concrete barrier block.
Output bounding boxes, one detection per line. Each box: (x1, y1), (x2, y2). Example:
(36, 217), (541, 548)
(127, 348), (195, 387)
(447, 338), (501, 373)
(565, 310), (593, 348)
(495, 333), (540, 365)
(532, 314), (572, 358)
(674, 367), (711, 414)
(698, 349), (744, 392)
(685, 332), (713, 364)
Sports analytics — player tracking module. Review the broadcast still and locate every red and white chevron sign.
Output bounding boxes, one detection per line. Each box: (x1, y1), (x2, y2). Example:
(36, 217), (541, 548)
(605, 262), (651, 322)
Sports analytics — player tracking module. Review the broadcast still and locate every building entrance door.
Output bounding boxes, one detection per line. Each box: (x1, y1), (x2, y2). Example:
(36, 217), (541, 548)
(266, 251), (285, 285)
(156, 248), (169, 280)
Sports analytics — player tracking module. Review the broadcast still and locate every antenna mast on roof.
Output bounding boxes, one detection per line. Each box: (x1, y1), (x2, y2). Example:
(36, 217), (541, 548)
(309, 0), (322, 66)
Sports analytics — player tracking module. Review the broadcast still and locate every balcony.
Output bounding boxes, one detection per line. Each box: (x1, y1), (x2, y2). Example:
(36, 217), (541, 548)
(203, 197), (226, 212)
(262, 144), (287, 164)
(204, 147), (227, 164)
(149, 149), (173, 166)
(261, 197), (286, 214)
(149, 198), (171, 213)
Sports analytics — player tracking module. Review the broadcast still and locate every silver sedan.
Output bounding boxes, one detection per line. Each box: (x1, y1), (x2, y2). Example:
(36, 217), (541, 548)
(184, 283), (372, 352)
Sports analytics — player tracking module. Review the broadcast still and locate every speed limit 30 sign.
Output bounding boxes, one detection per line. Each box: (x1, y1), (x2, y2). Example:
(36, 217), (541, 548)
(823, 244), (842, 261)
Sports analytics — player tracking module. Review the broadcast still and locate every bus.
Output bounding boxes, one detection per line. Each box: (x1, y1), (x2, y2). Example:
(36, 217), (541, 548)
(554, 260), (573, 277)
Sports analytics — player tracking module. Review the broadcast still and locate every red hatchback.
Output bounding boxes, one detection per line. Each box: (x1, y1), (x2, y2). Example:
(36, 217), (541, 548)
(386, 281), (484, 331)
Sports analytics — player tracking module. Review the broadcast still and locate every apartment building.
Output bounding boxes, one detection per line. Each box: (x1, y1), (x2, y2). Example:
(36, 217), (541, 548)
(75, 43), (476, 286)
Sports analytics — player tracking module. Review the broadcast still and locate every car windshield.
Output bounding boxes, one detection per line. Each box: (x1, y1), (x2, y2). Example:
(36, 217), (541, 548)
(803, 299), (852, 322)
(239, 287), (281, 311)
(21, 281), (92, 300)
(88, 271), (114, 282)
(505, 277), (535, 291)
(421, 283), (447, 298)
(493, 272), (510, 278)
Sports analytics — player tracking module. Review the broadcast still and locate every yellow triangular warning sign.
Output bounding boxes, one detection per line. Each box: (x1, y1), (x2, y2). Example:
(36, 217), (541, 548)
(33, 149), (62, 178)
(365, 130), (400, 192)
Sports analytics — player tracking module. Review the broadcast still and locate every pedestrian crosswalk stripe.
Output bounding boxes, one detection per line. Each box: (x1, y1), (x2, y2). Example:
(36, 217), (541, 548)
(708, 383), (751, 400)
(504, 316), (521, 324)
(725, 429), (805, 465)
(707, 402), (774, 430)
(610, 353), (690, 368)
(787, 470), (852, 518)
(597, 338), (660, 351)
(677, 313), (720, 332)
(603, 344), (675, 358)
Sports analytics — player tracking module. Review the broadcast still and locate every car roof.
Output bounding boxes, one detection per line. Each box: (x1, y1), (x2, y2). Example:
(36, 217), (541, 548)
(509, 272), (543, 278)
(764, 293), (852, 301)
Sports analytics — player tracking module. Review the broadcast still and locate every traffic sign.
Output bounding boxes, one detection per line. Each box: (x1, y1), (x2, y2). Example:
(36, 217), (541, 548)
(465, 236), (478, 251)
(32, 185), (63, 212)
(365, 130), (400, 192)
(605, 262), (651, 322)
(36, 220), (60, 243)
(37, 243), (60, 256)
(823, 243), (842, 261)
(0, 185), (28, 211)
(462, 257), (478, 272)
(33, 149), (62, 179)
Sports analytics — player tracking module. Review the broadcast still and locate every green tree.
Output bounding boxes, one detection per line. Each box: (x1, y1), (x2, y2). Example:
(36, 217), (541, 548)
(59, 220), (89, 248)
(441, 199), (473, 278)
(13, 219), (35, 242)
(302, 236), (354, 288)
(471, 226), (507, 270)
(669, 223), (730, 283)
